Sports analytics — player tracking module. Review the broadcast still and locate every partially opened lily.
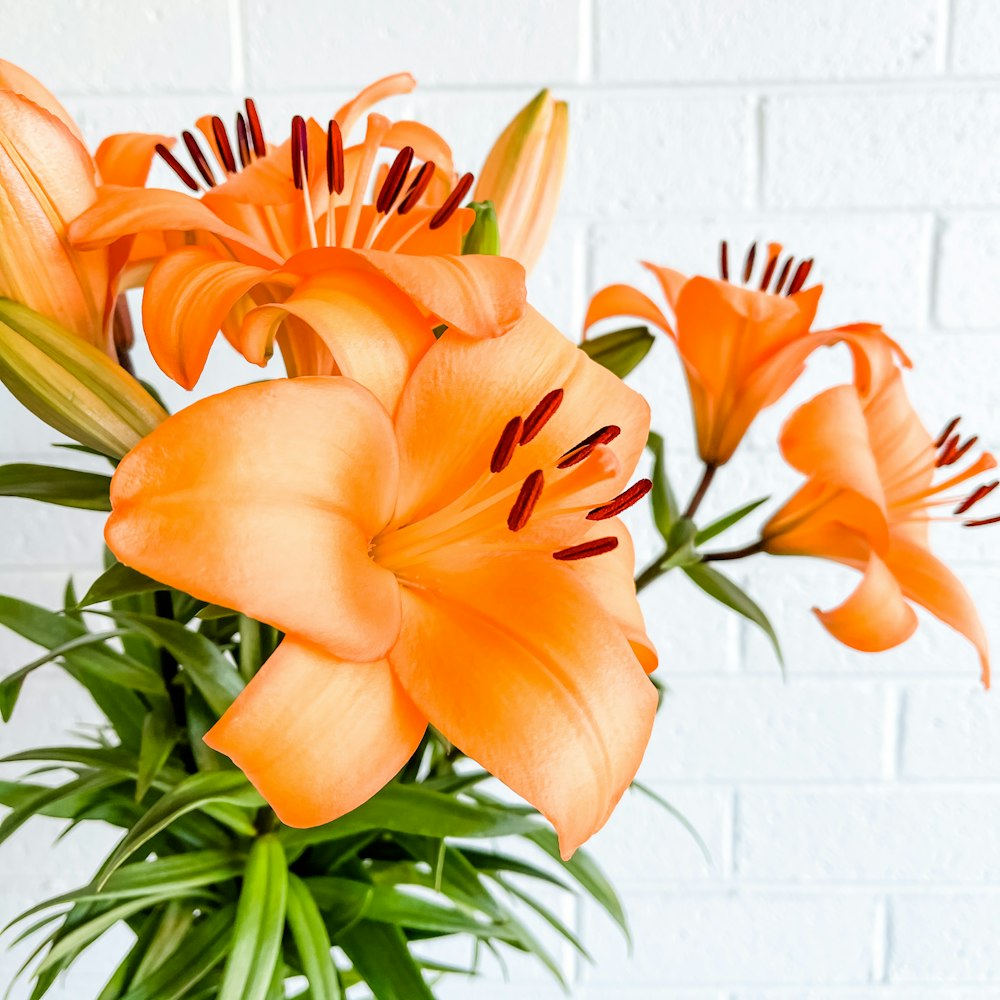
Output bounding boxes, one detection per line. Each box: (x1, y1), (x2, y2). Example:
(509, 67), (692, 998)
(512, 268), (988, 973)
(105, 303), (658, 858)
(69, 73), (517, 389)
(586, 241), (871, 467)
(474, 88), (568, 273)
(0, 59), (168, 357)
(761, 339), (994, 686)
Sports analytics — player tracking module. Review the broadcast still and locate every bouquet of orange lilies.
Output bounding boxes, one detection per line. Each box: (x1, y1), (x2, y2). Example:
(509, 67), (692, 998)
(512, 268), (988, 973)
(0, 57), (991, 1000)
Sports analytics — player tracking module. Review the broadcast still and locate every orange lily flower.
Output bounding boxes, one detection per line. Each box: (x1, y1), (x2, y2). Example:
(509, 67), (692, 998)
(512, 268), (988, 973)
(68, 73), (516, 389)
(762, 339), (994, 686)
(474, 88), (568, 273)
(0, 60), (168, 356)
(104, 304), (658, 858)
(585, 241), (872, 467)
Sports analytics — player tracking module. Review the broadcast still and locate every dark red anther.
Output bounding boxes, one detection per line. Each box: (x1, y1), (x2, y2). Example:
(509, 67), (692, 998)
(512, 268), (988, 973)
(291, 115), (308, 191)
(955, 480), (999, 515)
(557, 425), (621, 469)
(155, 143), (200, 191)
(211, 116), (237, 174)
(235, 113), (252, 168)
(945, 435), (978, 466)
(719, 240), (729, 281)
(376, 146), (414, 214)
(326, 120), (344, 195)
(934, 416), (961, 449)
(398, 161), (436, 215)
(490, 416), (523, 474)
(759, 250), (779, 291)
(507, 470), (545, 531)
(182, 130), (217, 187)
(521, 389), (564, 445)
(429, 172), (474, 230)
(964, 513), (1000, 527)
(245, 98), (266, 157)
(742, 242), (757, 284)
(786, 258), (814, 296)
(586, 479), (653, 521)
(773, 256), (794, 295)
(936, 433), (961, 466)
(553, 536), (620, 561)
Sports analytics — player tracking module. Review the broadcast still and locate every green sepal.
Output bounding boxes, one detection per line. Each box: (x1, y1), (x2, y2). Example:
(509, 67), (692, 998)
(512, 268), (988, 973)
(580, 325), (654, 379)
(0, 463), (112, 510)
(461, 200), (500, 255)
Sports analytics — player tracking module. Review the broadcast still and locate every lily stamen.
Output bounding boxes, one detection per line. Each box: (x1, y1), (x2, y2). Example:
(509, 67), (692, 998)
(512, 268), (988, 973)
(507, 470), (544, 531)
(376, 146), (414, 214)
(742, 242), (756, 283)
(964, 513), (1000, 527)
(235, 113), (252, 168)
(934, 415), (962, 449)
(553, 537), (620, 561)
(291, 115), (308, 191)
(155, 143), (200, 192)
(557, 425), (621, 468)
(398, 161), (435, 215)
(245, 97), (266, 156)
(522, 388), (564, 443)
(759, 247), (780, 291)
(955, 480), (999, 515)
(786, 259), (813, 296)
(586, 479), (653, 521)
(182, 130), (217, 187)
(719, 240), (729, 281)
(773, 256), (794, 294)
(429, 172), (474, 230)
(211, 116), (238, 174)
(490, 416), (523, 473)
(937, 434), (978, 467)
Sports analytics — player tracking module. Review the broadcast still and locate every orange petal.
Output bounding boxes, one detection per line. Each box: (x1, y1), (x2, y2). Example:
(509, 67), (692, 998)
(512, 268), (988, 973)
(391, 306), (650, 525)
(94, 132), (173, 187)
(0, 90), (109, 348)
(281, 246), (526, 340)
(886, 537), (990, 687)
(334, 73), (417, 139)
(814, 552), (918, 653)
(107, 378), (403, 662)
(583, 283), (674, 339)
(390, 550), (657, 858)
(0, 59), (82, 141)
(141, 245), (275, 389)
(240, 267), (435, 414)
(206, 639), (426, 827)
(641, 262), (687, 314)
(68, 185), (280, 264)
(384, 120), (455, 178)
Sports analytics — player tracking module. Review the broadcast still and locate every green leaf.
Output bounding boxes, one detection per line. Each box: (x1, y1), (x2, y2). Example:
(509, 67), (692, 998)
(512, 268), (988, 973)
(0, 463), (111, 510)
(135, 707), (180, 802)
(0, 779), (139, 826)
(683, 561), (783, 667)
(286, 875), (342, 1000)
(525, 829), (630, 944)
(95, 907), (163, 1000)
(280, 784), (540, 852)
(218, 836), (288, 1000)
(125, 902), (195, 987)
(77, 563), (164, 609)
(95, 610), (244, 715)
(461, 200), (500, 255)
(365, 885), (519, 942)
(119, 906), (235, 1000)
(695, 496), (770, 546)
(647, 431), (680, 540)
(630, 782), (713, 865)
(580, 325), (655, 379)
(460, 848), (569, 889)
(94, 772), (263, 888)
(237, 615), (262, 683)
(303, 877), (372, 937)
(337, 920), (435, 1000)
(500, 877), (590, 960)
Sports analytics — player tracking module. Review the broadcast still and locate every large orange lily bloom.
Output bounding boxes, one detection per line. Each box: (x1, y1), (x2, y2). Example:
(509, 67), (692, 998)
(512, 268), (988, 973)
(105, 303), (658, 858)
(68, 74), (512, 388)
(762, 338), (994, 686)
(0, 60), (168, 356)
(585, 241), (869, 467)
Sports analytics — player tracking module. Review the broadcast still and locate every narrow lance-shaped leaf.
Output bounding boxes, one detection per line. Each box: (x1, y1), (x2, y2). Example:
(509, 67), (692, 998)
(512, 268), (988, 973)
(647, 431), (680, 542)
(684, 561), (783, 668)
(0, 463), (111, 510)
(218, 835), (288, 1000)
(285, 874), (343, 1000)
(580, 325), (654, 379)
(78, 562), (164, 609)
(695, 496), (770, 546)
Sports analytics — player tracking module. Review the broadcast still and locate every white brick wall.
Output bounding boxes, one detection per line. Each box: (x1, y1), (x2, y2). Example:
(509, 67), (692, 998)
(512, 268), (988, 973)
(1, 1), (999, 996)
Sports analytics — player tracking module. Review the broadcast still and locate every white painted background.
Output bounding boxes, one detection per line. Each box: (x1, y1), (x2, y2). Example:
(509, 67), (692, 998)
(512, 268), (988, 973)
(1, 1), (999, 997)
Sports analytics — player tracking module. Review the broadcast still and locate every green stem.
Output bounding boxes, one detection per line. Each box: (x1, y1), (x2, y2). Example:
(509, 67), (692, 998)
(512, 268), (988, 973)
(701, 539), (766, 562)
(238, 614), (262, 683)
(635, 555), (667, 593)
(683, 463), (717, 520)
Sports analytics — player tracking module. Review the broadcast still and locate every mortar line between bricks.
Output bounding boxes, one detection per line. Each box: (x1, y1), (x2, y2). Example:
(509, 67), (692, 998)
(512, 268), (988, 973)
(937, 0), (954, 75)
(578, 0), (595, 83)
(881, 685), (903, 782)
(582, 882), (1000, 896)
(228, 0), (247, 94)
(871, 896), (889, 983)
(925, 213), (944, 328)
(747, 93), (762, 211)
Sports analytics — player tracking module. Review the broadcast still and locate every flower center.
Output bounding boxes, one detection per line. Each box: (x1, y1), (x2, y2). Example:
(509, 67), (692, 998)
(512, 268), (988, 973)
(371, 388), (651, 578)
(718, 239), (814, 296)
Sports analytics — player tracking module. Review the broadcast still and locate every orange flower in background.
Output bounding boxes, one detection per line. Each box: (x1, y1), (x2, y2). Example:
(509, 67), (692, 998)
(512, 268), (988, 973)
(105, 305), (658, 858)
(585, 241), (877, 467)
(762, 338), (994, 687)
(474, 88), (568, 273)
(69, 74), (531, 389)
(0, 60), (167, 356)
